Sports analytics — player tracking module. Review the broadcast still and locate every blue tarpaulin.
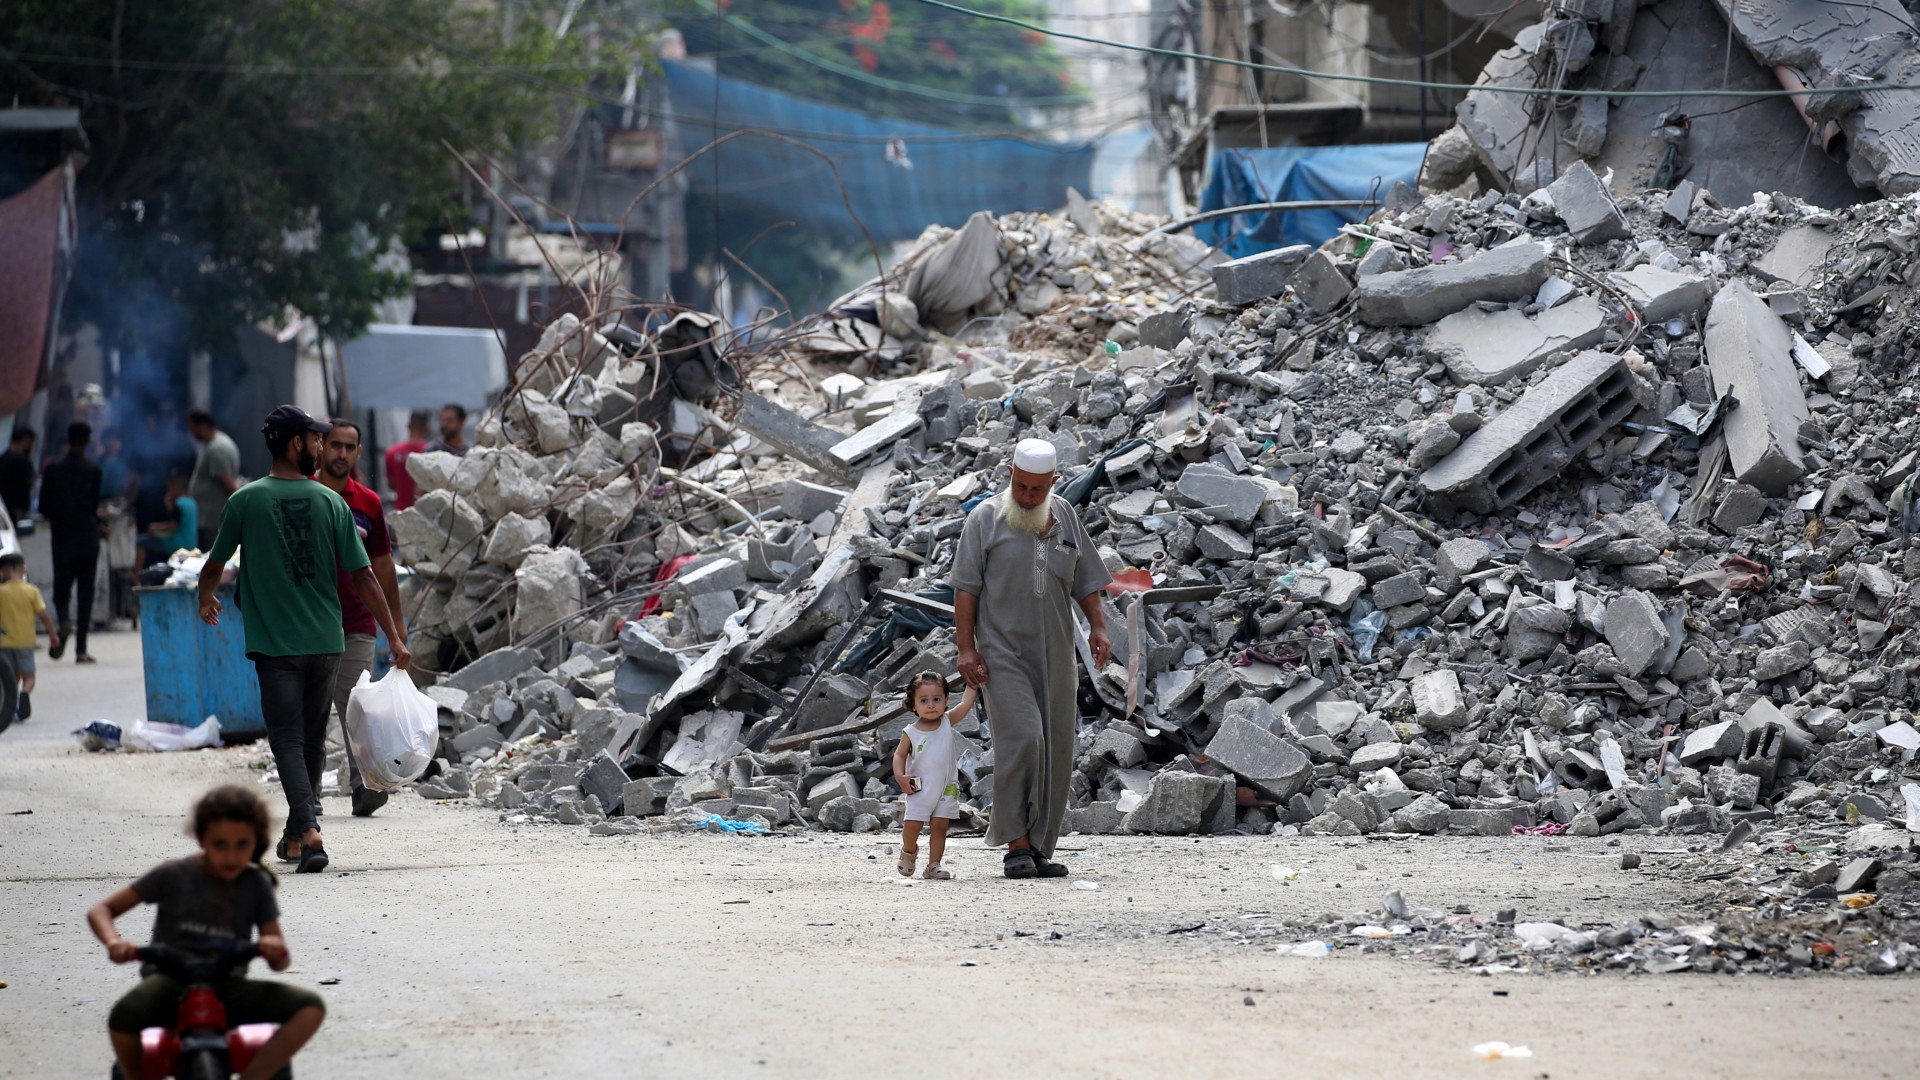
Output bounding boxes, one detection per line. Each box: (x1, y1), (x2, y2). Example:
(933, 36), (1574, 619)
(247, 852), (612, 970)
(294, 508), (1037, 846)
(663, 60), (1095, 244)
(1194, 144), (1428, 258)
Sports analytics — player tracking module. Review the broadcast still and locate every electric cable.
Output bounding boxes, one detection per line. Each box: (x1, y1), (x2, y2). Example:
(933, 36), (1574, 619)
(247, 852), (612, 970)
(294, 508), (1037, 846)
(904, 0), (1920, 100)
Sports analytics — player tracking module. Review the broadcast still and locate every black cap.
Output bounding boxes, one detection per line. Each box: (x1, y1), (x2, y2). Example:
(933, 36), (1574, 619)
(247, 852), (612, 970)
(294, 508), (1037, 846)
(260, 405), (331, 436)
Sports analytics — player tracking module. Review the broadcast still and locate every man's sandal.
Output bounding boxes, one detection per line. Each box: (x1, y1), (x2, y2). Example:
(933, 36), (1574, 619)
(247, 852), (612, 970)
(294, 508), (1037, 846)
(1032, 852), (1070, 878)
(898, 847), (918, 877)
(1003, 849), (1038, 879)
(923, 861), (952, 880)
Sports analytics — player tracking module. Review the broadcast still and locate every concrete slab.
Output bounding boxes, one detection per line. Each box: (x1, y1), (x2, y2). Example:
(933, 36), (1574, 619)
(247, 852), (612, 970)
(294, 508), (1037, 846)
(1426, 293), (1609, 385)
(1705, 281), (1808, 495)
(1357, 241), (1550, 328)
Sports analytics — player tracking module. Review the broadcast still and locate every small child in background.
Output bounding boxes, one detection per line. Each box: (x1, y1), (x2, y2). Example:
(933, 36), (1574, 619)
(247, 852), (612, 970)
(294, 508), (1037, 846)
(892, 670), (975, 881)
(0, 551), (58, 728)
(88, 784), (326, 1080)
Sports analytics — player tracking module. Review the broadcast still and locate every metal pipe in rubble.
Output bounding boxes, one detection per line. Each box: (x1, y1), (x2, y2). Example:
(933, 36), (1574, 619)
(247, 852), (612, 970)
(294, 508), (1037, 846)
(1146, 199), (1381, 236)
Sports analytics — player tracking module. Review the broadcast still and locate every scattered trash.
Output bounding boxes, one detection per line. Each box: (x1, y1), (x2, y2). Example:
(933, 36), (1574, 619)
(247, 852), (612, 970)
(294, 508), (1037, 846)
(1074, 880), (1101, 890)
(118, 716), (222, 753)
(70, 721), (122, 752)
(1471, 1042), (1533, 1061)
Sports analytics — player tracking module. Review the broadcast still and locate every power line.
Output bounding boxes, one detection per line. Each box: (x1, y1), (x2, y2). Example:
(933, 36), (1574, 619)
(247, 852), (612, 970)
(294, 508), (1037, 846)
(905, 0), (1920, 100)
(688, 0), (1091, 107)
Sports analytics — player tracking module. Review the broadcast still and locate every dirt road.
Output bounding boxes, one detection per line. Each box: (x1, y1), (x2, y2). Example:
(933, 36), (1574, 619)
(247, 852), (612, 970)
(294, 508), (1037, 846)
(2, 631), (1913, 1079)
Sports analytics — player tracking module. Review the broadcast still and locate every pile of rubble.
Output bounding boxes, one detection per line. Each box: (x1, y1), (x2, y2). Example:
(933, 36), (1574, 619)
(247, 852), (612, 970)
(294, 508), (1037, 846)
(387, 115), (1920, 973)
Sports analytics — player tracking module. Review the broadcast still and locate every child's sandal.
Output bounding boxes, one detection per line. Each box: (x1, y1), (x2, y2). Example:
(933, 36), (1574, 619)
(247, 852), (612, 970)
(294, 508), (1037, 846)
(922, 861), (952, 880)
(897, 847), (918, 877)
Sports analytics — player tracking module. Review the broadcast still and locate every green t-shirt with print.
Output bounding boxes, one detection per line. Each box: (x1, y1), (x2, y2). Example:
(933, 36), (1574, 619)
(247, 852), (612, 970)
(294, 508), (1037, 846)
(204, 477), (369, 657)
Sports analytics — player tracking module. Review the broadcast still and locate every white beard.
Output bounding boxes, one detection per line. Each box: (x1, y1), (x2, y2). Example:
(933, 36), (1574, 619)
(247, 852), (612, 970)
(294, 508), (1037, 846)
(1000, 487), (1050, 535)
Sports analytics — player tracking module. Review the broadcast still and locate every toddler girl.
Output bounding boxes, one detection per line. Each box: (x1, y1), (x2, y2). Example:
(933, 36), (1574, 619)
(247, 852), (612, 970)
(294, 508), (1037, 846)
(88, 785), (326, 1080)
(892, 670), (975, 880)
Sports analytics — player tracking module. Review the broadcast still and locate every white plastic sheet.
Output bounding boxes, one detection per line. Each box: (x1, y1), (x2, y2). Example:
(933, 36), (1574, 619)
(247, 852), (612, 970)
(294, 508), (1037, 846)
(121, 715), (223, 752)
(344, 667), (440, 791)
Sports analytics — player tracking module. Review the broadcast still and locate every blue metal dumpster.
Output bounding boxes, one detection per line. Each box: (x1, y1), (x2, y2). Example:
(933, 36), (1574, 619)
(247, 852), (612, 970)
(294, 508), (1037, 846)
(136, 585), (265, 739)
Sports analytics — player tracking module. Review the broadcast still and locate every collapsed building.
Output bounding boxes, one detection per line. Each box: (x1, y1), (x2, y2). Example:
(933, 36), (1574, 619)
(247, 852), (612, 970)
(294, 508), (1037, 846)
(372, 2), (1920, 976)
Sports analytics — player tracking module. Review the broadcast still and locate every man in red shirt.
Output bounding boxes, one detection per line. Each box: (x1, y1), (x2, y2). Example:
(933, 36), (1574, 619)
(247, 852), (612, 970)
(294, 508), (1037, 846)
(316, 418), (409, 817)
(382, 409), (432, 511)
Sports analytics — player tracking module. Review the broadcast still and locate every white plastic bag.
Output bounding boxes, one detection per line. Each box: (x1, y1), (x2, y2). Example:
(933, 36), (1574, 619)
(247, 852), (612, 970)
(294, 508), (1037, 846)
(344, 667), (439, 791)
(122, 715), (223, 752)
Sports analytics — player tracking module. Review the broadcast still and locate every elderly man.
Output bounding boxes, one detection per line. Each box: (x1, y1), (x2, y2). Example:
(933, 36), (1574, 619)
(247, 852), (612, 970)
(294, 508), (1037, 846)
(952, 438), (1112, 879)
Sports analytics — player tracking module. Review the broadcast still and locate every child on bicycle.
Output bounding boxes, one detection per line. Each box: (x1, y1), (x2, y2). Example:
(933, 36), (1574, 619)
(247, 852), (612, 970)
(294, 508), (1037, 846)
(892, 670), (975, 881)
(88, 785), (326, 1080)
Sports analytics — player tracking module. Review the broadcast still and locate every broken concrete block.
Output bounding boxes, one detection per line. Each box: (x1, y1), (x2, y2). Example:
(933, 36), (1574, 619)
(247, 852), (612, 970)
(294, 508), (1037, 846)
(1174, 463), (1267, 526)
(1449, 808), (1513, 836)
(1355, 240), (1550, 327)
(1426, 293), (1608, 386)
(442, 645), (542, 693)
(1606, 264), (1711, 324)
(1123, 769), (1227, 835)
(481, 512), (552, 568)
(1753, 225), (1836, 289)
(783, 479), (848, 524)
(1412, 669), (1467, 729)
(1354, 242), (1406, 278)
(1435, 538), (1491, 590)
(1393, 793), (1452, 834)
(673, 557), (748, 597)
(1836, 857), (1884, 894)
(1211, 244), (1311, 306)
(619, 777), (674, 817)
(1371, 571), (1426, 611)
(1754, 641), (1812, 681)
(1420, 351), (1637, 513)
(1705, 281), (1808, 495)
(1681, 719), (1743, 766)
(1711, 484), (1768, 532)
(1661, 180), (1696, 223)
(1605, 589), (1668, 678)
(1202, 717), (1312, 801)
(1318, 568), (1367, 612)
(1350, 742), (1405, 771)
(1545, 161), (1630, 244)
(1292, 250), (1353, 313)
(1194, 523), (1253, 561)
(807, 772), (860, 812)
(1707, 763), (1760, 809)
(577, 750), (629, 813)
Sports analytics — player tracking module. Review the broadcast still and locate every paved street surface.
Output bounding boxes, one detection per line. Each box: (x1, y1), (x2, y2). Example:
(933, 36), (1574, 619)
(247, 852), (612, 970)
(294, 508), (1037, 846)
(3, 631), (1914, 1078)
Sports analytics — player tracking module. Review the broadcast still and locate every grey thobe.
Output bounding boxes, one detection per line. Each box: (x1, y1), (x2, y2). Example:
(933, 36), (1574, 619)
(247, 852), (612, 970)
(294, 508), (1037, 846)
(950, 493), (1112, 857)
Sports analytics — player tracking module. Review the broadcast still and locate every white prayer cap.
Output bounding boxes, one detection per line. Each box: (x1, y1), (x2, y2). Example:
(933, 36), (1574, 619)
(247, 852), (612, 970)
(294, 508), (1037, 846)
(1012, 438), (1058, 474)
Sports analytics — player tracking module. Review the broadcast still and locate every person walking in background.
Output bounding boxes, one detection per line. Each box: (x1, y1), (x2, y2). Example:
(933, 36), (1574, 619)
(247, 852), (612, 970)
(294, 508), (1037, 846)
(0, 425), (36, 524)
(426, 403), (469, 457)
(37, 422), (104, 664)
(0, 552), (59, 728)
(383, 409), (432, 510)
(188, 409), (242, 549)
(197, 406), (411, 873)
(313, 418), (407, 817)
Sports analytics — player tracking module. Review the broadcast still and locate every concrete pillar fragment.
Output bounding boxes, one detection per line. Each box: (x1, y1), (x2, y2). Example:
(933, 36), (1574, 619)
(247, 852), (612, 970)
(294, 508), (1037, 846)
(1704, 281), (1807, 495)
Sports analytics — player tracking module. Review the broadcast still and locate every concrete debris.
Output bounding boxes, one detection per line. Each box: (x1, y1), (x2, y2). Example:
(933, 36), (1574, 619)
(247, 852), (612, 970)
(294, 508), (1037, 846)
(374, 154), (1920, 967)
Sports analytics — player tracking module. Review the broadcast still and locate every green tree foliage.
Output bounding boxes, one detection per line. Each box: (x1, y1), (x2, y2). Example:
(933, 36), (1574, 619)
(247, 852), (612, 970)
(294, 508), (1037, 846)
(0, 0), (641, 354)
(674, 0), (1078, 128)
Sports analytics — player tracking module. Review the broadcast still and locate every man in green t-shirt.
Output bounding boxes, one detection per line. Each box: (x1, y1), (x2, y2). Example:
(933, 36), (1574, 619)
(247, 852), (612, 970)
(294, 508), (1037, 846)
(198, 405), (412, 874)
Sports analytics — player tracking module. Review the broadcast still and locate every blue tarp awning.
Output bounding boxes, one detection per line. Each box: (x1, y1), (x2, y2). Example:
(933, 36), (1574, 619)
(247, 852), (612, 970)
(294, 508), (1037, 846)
(1194, 143), (1428, 258)
(662, 60), (1095, 243)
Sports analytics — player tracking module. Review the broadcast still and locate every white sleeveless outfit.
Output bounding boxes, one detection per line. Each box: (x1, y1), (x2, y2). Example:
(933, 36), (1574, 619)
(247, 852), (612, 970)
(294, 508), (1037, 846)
(902, 718), (962, 822)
